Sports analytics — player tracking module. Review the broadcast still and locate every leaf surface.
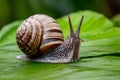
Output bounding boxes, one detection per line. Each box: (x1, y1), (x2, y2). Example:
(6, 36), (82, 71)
(0, 10), (120, 80)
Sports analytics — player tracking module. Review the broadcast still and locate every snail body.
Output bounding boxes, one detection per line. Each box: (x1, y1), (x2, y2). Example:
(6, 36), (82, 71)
(16, 14), (84, 63)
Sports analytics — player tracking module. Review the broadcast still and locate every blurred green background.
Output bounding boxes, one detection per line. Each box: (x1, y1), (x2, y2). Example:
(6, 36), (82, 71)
(0, 0), (120, 29)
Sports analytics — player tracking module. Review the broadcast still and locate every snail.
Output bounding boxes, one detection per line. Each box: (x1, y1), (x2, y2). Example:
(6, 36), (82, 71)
(16, 14), (84, 63)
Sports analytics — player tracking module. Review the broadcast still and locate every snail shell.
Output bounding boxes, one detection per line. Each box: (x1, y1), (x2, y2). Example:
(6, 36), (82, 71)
(16, 14), (64, 58)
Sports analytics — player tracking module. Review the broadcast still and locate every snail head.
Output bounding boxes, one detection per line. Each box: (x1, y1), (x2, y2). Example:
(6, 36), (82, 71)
(66, 16), (84, 61)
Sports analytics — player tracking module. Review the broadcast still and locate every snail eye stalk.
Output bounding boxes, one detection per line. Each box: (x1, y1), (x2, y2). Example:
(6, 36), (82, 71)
(68, 16), (74, 36)
(75, 15), (84, 37)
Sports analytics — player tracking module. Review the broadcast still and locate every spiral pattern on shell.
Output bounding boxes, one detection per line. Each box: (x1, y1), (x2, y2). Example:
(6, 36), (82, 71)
(16, 14), (64, 57)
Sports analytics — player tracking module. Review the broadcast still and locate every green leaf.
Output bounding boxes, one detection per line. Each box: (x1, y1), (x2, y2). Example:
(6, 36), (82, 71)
(0, 20), (22, 47)
(0, 10), (120, 80)
(111, 14), (120, 27)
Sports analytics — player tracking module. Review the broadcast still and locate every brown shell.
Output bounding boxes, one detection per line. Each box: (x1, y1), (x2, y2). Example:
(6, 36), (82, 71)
(16, 14), (64, 57)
